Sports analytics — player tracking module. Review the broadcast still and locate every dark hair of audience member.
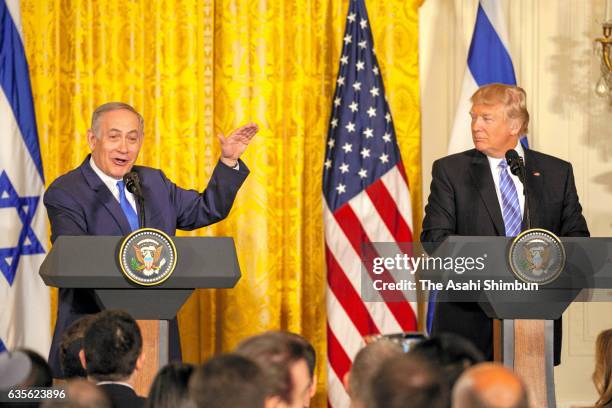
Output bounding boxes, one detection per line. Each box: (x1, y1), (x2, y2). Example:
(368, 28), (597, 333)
(145, 363), (195, 408)
(371, 353), (449, 408)
(235, 331), (311, 405)
(409, 333), (484, 390)
(286, 332), (316, 378)
(17, 348), (53, 387)
(82, 310), (142, 381)
(593, 328), (612, 408)
(41, 379), (111, 408)
(59, 315), (97, 379)
(347, 339), (404, 408)
(189, 354), (266, 408)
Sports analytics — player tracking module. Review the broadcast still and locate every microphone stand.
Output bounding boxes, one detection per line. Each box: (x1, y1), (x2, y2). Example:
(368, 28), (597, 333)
(137, 195), (145, 229)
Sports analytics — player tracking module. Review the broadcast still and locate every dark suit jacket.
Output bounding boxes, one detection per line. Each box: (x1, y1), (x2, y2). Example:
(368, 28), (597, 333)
(421, 148), (589, 363)
(44, 156), (249, 377)
(98, 383), (145, 408)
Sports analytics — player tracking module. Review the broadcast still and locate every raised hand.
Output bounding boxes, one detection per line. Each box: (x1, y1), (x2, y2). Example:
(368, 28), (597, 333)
(217, 123), (259, 168)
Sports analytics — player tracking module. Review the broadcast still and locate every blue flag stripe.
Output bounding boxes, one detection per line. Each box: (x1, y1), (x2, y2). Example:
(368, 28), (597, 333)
(467, 4), (516, 87)
(0, 338), (5, 352)
(0, 1), (44, 181)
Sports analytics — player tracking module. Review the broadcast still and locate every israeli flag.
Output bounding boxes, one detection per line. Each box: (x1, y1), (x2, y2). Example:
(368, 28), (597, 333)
(0, 0), (50, 357)
(447, 0), (528, 155)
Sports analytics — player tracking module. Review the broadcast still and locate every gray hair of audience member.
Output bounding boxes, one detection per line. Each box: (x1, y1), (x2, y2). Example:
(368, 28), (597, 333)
(345, 339), (404, 408)
(145, 363), (195, 408)
(409, 333), (484, 390)
(452, 363), (529, 408)
(90, 102), (144, 138)
(371, 353), (449, 408)
(189, 354), (266, 408)
(40, 379), (111, 408)
(235, 331), (311, 404)
(59, 315), (97, 379)
(17, 348), (53, 387)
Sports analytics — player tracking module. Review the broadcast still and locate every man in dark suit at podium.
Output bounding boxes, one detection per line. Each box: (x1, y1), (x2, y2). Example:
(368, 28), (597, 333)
(44, 102), (258, 377)
(421, 84), (589, 364)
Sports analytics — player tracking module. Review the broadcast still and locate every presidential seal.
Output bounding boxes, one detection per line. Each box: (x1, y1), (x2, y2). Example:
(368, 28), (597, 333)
(118, 228), (177, 286)
(508, 228), (565, 285)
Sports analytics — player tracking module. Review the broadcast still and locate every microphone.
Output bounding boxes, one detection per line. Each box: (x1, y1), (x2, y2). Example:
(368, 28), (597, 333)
(505, 149), (525, 183)
(123, 172), (143, 198)
(123, 172), (145, 229)
(504, 149), (531, 230)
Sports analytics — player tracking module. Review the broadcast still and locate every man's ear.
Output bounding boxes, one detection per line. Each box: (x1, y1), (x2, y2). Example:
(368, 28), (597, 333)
(309, 374), (317, 398)
(343, 372), (351, 394)
(78, 349), (87, 370)
(509, 119), (522, 137)
(87, 129), (97, 150)
(135, 352), (145, 372)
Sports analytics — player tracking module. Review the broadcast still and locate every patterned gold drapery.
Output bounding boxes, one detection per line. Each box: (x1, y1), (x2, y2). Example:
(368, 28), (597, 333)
(21, 0), (421, 404)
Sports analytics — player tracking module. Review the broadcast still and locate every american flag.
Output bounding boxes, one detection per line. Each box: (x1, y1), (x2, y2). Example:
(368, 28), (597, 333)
(322, 0), (417, 406)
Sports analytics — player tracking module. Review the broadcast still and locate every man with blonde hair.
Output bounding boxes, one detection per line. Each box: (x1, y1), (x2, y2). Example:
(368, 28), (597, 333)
(421, 83), (589, 364)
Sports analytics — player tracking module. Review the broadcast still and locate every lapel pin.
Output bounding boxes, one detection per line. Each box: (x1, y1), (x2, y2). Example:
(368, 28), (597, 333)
(533, 172), (541, 176)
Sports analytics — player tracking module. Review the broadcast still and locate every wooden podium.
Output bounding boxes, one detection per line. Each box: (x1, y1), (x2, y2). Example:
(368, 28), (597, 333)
(429, 236), (610, 408)
(39, 235), (242, 396)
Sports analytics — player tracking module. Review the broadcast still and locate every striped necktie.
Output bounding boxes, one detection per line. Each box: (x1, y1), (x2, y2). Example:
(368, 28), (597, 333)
(116, 180), (139, 231)
(498, 160), (522, 237)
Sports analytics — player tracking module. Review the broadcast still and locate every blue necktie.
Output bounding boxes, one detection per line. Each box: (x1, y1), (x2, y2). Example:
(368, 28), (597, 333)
(498, 160), (522, 237)
(116, 180), (139, 231)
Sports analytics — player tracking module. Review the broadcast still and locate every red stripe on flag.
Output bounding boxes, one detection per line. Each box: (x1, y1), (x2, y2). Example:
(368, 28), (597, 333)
(326, 246), (380, 336)
(365, 178), (413, 243)
(333, 204), (417, 330)
(327, 323), (352, 384)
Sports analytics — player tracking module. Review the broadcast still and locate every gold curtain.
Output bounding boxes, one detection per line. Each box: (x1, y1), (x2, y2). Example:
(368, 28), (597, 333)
(21, 0), (421, 405)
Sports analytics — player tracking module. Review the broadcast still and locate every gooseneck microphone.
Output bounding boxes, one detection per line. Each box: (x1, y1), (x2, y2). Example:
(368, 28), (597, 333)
(505, 149), (531, 230)
(123, 171), (145, 229)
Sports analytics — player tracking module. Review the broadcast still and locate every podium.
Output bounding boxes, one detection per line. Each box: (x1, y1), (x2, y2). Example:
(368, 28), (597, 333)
(428, 236), (612, 408)
(39, 235), (242, 395)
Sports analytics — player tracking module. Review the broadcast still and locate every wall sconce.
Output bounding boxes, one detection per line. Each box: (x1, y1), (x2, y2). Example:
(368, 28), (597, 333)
(595, 1), (612, 98)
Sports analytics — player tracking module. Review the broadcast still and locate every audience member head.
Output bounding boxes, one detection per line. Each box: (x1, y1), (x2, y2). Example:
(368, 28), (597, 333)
(189, 353), (266, 408)
(453, 362), (529, 408)
(146, 363), (195, 408)
(17, 348), (53, 387)
(235, 331), (312, 408)
(0, 350), (31, 389)
(344, 339), (404, 408)
(41, 379), (111, 408)
(409, 333), (484, 390)
(286, 333), (317, 407)
(59, 315), (97, 379)
(371, 353), (449, 408)
(593, 328), (612, 408)
(80, 310), (143, 382)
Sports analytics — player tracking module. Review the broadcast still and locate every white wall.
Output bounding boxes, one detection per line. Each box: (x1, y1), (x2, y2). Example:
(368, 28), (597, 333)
(419, 0), (612, 406)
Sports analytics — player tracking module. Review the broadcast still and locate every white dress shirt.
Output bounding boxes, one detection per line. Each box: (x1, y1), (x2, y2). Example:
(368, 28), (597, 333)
(89, 157), (138, 213)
